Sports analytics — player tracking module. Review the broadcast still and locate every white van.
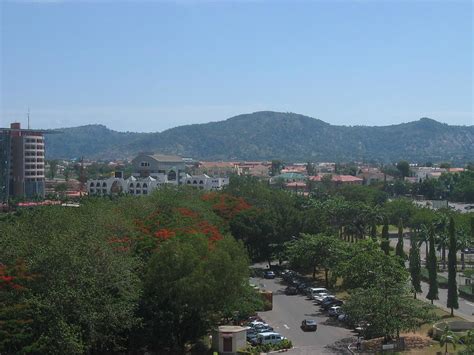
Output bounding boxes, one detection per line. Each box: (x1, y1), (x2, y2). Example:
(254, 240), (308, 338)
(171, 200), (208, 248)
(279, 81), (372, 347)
(308, 287), (328, 299)
(256, 332), (285, 345)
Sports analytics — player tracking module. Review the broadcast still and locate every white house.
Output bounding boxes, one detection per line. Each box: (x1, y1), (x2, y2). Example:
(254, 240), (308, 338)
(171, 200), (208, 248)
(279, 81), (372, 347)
(184, 174), (229, 190)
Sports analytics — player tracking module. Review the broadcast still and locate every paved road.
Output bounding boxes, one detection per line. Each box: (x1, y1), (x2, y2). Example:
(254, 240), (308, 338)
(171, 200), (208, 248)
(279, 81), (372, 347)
(251, 275), (355, 354)
(388, 238), (474, 320)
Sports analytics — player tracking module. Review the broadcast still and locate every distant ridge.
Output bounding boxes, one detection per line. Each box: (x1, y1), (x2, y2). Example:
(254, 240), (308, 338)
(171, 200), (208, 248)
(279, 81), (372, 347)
(45, 111), (474, 163)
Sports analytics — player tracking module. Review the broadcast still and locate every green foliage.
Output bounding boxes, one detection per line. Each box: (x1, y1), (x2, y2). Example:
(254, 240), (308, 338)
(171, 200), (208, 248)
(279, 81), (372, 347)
(396, 160), (410, 178)
(138, 236), (252, 350)
(426, 226), (439, 303)
(447, 217), (459, 314)
(45, 112), (474, 163)
(239, 339), (292, 354)
(439, 324), (459, 354)
(0, 203), (142, 354)
(0, 189), (256, 353)
(409, 235), (422, 297)
(395, 218), (405, 263)
(381, 220), (390, 255)
(342, 252), (435, 341)
(286, 234), (347, 286)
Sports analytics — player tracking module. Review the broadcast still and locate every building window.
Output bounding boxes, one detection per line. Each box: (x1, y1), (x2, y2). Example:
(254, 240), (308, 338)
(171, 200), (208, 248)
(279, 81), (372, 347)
(187, 181), (191, 184)
(136, 183), (141, 188)
(102, 189), (107, 194)
(168, 170), (177, 181)
(90, 182), (94, 187)
(143, 183), (148, 188)
(140, 162), (150, 167)
(143, 190), (148, 195)
(199, 180), (203, 184)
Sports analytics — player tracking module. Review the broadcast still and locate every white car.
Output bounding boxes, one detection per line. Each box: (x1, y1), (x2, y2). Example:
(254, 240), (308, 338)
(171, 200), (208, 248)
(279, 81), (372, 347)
(308, 287), (328, 299)
(314, 294), (335, 304)
(255, 332), (286, 345)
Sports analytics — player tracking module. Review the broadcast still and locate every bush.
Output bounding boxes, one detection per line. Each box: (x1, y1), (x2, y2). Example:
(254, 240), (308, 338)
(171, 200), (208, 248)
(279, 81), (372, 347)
(420, 268), (448, 288)
(239, 339), (293, 354)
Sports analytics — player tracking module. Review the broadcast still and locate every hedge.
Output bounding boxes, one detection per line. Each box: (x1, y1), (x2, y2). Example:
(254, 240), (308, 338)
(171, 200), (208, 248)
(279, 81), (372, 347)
(420, 268), (448, 288)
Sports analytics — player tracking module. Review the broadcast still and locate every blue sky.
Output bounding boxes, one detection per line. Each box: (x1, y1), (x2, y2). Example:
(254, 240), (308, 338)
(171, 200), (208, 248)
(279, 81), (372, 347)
(1, 0), (472, 132)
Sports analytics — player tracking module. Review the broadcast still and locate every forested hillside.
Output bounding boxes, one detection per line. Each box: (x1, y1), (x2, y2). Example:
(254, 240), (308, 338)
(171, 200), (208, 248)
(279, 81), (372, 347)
(45, 111), (474, 163)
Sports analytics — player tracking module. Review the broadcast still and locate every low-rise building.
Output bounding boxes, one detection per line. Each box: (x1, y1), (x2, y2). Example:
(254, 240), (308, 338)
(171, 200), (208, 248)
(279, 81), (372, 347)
(309, 174), (363, 185)
(184, 174), (229, 190)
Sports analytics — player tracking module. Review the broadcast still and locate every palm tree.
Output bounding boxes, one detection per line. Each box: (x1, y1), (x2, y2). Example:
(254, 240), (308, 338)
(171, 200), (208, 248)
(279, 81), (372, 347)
(417, 224), (430, 264)
(435, 215), (449, 270)
(439, 324), (459, 354)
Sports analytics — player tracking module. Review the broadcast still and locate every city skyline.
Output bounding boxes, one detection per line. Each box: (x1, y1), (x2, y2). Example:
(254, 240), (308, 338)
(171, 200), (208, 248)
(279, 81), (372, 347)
(1, 0), (472, 132)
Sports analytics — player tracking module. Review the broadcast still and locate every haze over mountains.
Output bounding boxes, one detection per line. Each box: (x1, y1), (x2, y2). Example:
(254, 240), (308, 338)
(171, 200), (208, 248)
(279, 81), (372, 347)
(45, 111), (474, 163)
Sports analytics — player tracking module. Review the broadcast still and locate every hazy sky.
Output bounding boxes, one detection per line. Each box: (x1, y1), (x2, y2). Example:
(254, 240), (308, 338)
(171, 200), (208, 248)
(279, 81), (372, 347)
(1, 0), (472, 132)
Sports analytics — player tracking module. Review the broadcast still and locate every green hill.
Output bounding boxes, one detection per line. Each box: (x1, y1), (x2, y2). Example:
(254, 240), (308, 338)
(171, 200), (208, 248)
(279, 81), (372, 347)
(45, 111), (474, 163)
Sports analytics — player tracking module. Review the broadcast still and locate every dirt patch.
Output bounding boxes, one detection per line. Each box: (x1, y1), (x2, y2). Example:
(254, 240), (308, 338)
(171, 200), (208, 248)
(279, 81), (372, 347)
(361, 334), (435, 352)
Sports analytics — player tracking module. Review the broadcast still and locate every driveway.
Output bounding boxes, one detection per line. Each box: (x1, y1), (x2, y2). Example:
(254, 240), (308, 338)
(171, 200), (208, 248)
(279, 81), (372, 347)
(251, 273), (355, 354)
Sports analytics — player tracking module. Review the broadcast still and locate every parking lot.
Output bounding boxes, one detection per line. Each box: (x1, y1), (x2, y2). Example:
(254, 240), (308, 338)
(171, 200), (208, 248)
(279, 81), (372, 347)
(250, 270), (356, 354)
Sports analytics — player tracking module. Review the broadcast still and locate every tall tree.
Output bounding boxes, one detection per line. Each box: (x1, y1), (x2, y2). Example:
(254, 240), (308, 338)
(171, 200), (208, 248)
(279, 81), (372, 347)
(396, 160), (410, 178)
(395, 218), (405, 264)
(409, 232), (422, 299)
(426, 225), (439, 304)
(48, 159), (59, 179)
(447, 217), (459, 316)
(381, 219), (390, 255)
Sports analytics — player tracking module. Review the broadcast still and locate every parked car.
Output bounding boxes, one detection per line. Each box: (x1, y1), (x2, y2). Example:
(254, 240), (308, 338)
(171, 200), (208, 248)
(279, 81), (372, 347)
(464, 205), (474, 210)
(321, 299), (343, 310)
(308, 287), (329, 299)
(338, 313), (349, 323)
(254, 324), (274, 333)
(296, 282), (308, 294)
(248, 321), (268, 328)
(282, 270), (296, 281)
(285, 286), (298, 295)
(264, 270), (276, 279)
(246, 327), (258, 342)
(314, 293), (334, 304)
(328, 305), (342, 317)
(301, 319), (317, 331)
(255, 332), (286, 345)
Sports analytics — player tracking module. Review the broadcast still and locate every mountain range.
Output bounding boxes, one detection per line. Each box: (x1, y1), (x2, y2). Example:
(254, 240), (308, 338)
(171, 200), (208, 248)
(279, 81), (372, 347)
(45, 111), (474, 163)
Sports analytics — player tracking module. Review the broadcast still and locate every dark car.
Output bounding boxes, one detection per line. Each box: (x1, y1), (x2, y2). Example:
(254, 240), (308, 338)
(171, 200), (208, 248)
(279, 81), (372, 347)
(264, 270), (276, 279)
(321, 299), (343, 310)
(301, 319), (317, 331)
(285, 286), (298, 295)
(296, 282), (308, 294)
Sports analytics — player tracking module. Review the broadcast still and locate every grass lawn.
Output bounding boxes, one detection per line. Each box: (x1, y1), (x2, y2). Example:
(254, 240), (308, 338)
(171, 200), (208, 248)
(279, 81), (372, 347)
(402, 306), (467, 354)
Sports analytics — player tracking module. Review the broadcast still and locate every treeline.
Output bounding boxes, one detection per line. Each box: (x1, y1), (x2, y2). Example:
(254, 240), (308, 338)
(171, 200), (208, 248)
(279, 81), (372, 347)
(0, 189), (261, 354)
(383, 169), (474, 203)
(227, 176), (472, 265)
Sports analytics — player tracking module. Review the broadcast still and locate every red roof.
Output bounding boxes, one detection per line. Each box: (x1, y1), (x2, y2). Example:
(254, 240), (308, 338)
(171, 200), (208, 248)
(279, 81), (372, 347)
(309, 175), (363, 183)
(285, 182), (307, 188)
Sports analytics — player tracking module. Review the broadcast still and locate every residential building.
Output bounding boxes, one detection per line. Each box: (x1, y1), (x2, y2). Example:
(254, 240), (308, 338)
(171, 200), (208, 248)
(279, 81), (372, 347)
(195, 161), (242, 177)
(131, 152), (186, 184)
(0, 122), (53, 201)
(87, 153), (230, 196)
(184, 174), (229, 190)
(309, 174), (363, 185)
(88, 175), (161, 196)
